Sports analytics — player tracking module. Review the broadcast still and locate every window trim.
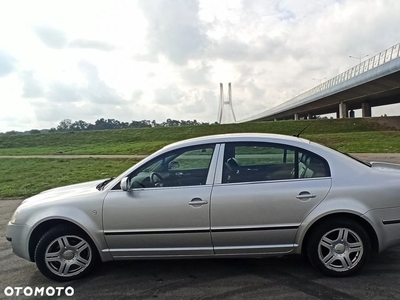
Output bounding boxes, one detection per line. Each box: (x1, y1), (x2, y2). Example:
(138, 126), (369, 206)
(112, 143), (219, 190)
(217, 142), (331, 185)
(213, 176), (331, 188)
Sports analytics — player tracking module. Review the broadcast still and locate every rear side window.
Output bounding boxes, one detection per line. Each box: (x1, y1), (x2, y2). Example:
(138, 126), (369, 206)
(222, 142), (330, 184)
(297, 150), (331, 179)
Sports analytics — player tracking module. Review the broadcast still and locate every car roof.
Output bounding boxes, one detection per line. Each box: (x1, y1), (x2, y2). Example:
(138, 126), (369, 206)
(163, 133), (310, 150)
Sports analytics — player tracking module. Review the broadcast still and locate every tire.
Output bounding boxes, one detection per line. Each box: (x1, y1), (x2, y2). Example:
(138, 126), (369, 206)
(34, 225), (98, 281)
(307, 219), (371, 277)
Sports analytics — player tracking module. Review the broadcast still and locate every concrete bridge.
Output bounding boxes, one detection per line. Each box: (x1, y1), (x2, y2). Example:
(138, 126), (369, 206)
(239, 43), (400, 122)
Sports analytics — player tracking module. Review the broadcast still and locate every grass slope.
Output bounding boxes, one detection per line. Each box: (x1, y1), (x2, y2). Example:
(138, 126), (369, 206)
(0, 158), (140, 198)
(0, 118), (399, 198)
(0, 118), (398, 155)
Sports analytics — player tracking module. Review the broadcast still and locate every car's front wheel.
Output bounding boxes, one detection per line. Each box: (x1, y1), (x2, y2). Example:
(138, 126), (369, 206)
(307, 219), (371, 277)
(34, 225), (98, 281)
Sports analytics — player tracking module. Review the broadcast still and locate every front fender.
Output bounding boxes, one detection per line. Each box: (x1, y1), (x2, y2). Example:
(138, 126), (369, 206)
(26, 205), (112, 262)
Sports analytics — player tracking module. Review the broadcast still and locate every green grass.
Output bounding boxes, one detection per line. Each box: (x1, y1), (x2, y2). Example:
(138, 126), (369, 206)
(306, 131), (400, 153)
(0, 118), (398, 155)
(1, 118), (399, 198)
(0, 158), (140, 198)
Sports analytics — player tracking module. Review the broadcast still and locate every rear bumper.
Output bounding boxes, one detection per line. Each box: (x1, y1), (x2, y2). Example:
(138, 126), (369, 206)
(364, 207), (400, 252)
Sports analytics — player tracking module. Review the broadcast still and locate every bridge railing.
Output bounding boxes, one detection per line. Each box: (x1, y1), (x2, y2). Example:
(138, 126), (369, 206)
(244, 42), (400, 120)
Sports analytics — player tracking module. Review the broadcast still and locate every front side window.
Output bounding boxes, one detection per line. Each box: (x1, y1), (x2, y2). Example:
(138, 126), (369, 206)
(128, 145), (215, 189)
(222, 142), (330, 184)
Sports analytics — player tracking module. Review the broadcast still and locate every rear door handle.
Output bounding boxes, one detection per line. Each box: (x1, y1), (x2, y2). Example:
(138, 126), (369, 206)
(296, 192), (316, 200)
(188, 198), (208, 206)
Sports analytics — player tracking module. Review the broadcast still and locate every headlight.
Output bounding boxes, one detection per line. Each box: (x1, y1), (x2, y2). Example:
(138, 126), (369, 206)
(10, 211), (18, 224)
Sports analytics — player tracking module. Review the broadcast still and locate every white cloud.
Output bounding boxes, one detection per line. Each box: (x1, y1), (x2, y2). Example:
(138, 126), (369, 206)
(181, 62), (212, 85)
(78, 60), (126, 105)
(21, 70), (44, 98)
(68, 39), (117, 51)
(137, 0), (209, 64)
(33, 26), (68, 49)
(153, 85), (186, 105)
(0, 51), (17, 77)
(0, 0), (399, 132)
(46, 81), (80, 102)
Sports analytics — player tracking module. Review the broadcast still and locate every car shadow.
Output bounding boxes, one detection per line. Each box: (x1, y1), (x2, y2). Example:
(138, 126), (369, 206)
(22, 247), (400, 299)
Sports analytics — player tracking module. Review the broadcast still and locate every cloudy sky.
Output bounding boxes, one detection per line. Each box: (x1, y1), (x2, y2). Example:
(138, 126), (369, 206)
(0, 0), (399, 132)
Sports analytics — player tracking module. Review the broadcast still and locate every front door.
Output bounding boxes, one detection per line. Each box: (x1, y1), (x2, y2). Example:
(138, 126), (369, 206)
(103, 144), (219, 258)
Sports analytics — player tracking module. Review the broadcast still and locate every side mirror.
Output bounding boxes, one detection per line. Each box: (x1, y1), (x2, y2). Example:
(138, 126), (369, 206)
(168, 161), (180, 170)
(120, 177), (130, 191)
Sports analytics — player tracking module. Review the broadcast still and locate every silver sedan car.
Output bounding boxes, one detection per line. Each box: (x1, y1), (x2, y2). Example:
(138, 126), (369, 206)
(6, 133), (400, 281)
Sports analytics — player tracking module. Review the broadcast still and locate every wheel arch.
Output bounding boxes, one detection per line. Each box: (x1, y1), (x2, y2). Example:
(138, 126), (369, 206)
(301, 212), (379, 256)
(28, 219), (101, 262)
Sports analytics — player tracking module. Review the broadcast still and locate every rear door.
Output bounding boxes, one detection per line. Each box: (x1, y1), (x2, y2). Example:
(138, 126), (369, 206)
(210, 142), (332, 255)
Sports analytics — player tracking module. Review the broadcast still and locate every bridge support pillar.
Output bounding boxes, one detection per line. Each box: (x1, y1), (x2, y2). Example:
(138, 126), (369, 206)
(294, 113), (299, 120)
(339, 102), (348, 118)
(362, 102), (371, 117)
(307, 114), (312, 120)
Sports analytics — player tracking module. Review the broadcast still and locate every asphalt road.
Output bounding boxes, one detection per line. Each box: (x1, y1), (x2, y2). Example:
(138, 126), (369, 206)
(1, 154), (400, 299)
(2, 203), (400, 299)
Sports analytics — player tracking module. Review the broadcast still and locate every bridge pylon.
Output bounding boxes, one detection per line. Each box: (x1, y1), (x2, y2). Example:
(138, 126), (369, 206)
(217, 83), (237, 124)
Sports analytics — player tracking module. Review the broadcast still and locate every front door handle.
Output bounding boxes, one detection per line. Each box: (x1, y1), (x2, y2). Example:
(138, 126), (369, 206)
(296, 192), (316, 200)
(188, 198), (208, 206)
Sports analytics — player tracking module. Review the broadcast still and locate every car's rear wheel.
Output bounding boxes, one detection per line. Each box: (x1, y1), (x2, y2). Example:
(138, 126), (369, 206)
(34, 225), (98, 281)
(307, 219), (371, 277)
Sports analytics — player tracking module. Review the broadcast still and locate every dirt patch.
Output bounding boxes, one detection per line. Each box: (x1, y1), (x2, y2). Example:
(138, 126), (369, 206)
(364, 116), (400, 130)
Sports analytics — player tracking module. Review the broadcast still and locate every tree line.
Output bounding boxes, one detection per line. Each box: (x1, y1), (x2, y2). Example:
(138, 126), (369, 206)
(1, 118), (215, 135)
(54, 118), (213, 131)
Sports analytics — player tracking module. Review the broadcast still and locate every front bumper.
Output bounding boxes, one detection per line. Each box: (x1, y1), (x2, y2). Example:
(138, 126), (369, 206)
(6, 222), (32, 261)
